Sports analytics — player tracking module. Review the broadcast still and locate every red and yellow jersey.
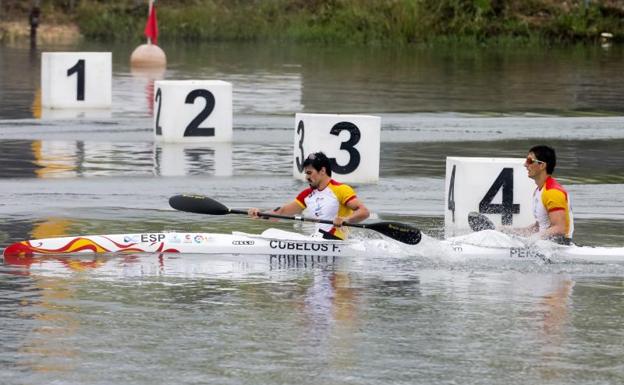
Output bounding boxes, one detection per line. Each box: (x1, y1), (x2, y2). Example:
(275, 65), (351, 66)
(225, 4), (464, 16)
(532, 176), (574, 239)
(295, 180), (357, 239)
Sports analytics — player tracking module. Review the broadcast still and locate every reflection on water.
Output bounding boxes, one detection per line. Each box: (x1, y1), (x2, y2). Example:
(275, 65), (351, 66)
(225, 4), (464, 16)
(1, 138), (622, 183)
(1, 252), (343, 280)
(154, 142), (234, 176)
(0, 139), (294, 178)
(297, 44), (624, 115)
(2, 42), (624, 120)
(382, 138), (624, 184)
(2, 231), (624, 384)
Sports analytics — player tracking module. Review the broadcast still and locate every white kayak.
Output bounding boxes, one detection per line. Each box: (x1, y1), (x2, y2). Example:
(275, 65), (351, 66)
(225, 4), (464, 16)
(440, 230), (624, 264)
(3, 228), (624, 264)
(2, 228), (367, 259)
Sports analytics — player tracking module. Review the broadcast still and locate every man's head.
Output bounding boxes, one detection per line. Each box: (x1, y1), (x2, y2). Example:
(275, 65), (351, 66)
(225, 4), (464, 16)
(525, 145), (556, 176)
(302, 152), (332, 188)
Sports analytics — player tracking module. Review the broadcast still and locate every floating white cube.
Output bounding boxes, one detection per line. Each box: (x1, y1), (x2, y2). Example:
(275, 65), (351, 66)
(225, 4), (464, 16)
(444, 157), (536, 237)
(41, 52), (112, 109)
(153, 80), (233, 143)
(293, 113), (380, 184)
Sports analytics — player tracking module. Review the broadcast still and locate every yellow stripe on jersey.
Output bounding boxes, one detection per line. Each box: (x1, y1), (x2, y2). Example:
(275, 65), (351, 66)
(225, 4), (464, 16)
(540, 176), (573, 238)
(327, 181), (356, 219)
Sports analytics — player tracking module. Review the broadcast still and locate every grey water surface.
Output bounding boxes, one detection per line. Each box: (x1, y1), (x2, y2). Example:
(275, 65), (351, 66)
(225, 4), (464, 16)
(1, 40), (623, 385)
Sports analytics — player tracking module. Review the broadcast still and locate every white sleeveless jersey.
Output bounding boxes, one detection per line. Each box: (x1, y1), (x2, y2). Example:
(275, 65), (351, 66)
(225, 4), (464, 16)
(294, 180), (357, 239)
(532, 176), (574, 239)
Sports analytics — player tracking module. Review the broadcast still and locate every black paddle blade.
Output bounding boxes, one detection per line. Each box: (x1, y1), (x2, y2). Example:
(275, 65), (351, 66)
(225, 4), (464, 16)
(366, 222), (422, 245)
(169, 194), (230, 215)
(468, 211), (495, 231)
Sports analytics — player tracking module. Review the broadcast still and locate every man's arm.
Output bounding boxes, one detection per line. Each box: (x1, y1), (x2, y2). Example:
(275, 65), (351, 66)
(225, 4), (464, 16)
(334, 198), (370, 226)
(501, 211), (565, 239)
(540, 189), (569, 239)
(542, 209), (567, 238)
(499, 221), (539, 236)
(248, 200), (303, 218)
(274, 200), (304, 216)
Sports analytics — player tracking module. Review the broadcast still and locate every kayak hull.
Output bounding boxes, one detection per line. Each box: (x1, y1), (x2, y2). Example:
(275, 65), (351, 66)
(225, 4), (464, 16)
(2, 229), (362, 259)
(443, 240), (624, 263)
(3, 229), (624, 264)
(442, 230), (624, 263)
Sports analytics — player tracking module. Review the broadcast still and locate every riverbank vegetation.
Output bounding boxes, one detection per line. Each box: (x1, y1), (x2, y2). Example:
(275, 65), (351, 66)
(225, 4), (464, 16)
(1, 0), (622, 45)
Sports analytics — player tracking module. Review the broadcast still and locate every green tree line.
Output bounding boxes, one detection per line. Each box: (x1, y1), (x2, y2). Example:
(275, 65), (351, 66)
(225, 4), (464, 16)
(2, 0), (623, 45)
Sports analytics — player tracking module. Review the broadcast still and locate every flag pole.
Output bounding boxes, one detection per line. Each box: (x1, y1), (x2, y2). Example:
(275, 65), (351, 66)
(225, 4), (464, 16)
(147, 0), (153, 45)
(130, 0), (166, 69)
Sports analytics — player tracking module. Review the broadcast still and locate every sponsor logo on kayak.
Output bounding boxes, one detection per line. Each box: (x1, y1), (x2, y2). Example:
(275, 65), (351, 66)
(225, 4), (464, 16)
(232, 240), (255, 246)
(194, 235), (204, 243)
(124, 235), (139, 243)
(184, 235), (192, 243)
(269, 240), (340, 252)
(509, 247), (545, 259)
(141, 233), (166, 243)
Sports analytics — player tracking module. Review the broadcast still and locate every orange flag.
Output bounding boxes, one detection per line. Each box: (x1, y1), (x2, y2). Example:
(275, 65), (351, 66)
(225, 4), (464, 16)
(144, 3), (159, 45)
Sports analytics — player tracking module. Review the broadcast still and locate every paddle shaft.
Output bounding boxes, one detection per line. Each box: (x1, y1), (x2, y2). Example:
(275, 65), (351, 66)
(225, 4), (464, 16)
(230, 209), (367, 229)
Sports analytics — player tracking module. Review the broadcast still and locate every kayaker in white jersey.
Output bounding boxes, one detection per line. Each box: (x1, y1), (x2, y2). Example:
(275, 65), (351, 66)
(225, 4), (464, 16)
(515, 145), (574, 244)
(248, 152), (370, 240)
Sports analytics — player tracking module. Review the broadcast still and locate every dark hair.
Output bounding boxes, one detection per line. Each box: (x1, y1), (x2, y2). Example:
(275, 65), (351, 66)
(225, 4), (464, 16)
(302, 152), (332, 176)
(529, 145), (556, 174)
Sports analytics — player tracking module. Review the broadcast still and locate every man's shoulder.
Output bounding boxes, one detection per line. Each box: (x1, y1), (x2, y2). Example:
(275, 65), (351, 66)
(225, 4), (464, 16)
(296, 187), (314, 201)
(328, 179), (353, 188)
(544, 176), (568, 193)
(328, 179), (355, 192)
(327, 180), (357, 204)
(542, 176), (569, 205)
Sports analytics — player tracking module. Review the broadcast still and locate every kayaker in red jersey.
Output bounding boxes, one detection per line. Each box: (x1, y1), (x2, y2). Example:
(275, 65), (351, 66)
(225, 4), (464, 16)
(522, 145), (574, 244)
(248, 152), (370, 240)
